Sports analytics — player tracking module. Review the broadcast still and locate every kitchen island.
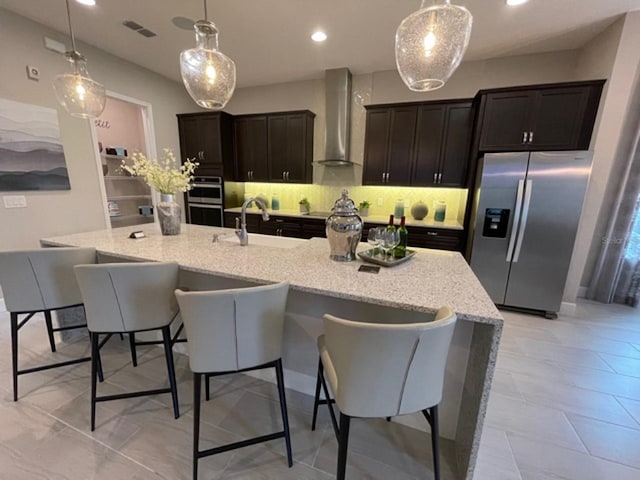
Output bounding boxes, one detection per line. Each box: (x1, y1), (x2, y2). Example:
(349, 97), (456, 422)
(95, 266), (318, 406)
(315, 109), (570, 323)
(42, 223), (502, 480)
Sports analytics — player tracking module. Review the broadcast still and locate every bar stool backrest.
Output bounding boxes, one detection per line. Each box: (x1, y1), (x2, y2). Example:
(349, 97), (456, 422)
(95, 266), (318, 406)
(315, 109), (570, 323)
(75, 262), (180, 333)
(175, 282), (289, 373)
(0, 247), (97, 313)
(322, 306), (457, 417)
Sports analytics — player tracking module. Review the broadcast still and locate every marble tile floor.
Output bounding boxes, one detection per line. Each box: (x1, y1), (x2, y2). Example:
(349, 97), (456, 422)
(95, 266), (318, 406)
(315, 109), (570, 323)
(0, 299), (639, 480)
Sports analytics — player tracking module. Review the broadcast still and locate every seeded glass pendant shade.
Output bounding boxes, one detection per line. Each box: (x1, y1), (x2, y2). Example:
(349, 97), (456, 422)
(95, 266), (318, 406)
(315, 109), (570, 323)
(53, 0), (106, 118)
(395, 0), (473, 92)
(180, 19), (236, 110)
(54, 51), (106, 118)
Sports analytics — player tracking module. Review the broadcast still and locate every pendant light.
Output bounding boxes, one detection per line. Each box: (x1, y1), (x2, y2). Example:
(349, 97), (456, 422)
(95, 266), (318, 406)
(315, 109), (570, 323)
(53, 0), (106, 118)
(395, 0), (473, 92)
(180, 0), (236, 109)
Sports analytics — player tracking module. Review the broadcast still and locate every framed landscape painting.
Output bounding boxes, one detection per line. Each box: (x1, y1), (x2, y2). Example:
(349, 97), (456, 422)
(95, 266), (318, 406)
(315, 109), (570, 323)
(0, 98), (70, 191)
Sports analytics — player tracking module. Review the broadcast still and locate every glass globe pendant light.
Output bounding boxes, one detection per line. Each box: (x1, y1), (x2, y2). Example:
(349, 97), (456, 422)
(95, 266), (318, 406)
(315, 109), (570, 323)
(395, 0), (473, 92)
(180, 0), (236, 109)
(53, 0), (106, 118)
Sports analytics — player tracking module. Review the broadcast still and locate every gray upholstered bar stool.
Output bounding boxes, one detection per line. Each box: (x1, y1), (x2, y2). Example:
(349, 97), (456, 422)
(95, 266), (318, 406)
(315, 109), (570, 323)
(74, 261), (181, 430)
(175, 282), (293, 480)
(0, 247), (98, 401)
(311, 306), (457, 480)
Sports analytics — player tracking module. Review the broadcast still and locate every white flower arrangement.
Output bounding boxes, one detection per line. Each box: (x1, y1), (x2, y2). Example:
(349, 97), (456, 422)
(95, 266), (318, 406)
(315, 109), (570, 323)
(120, 148), (199, 195)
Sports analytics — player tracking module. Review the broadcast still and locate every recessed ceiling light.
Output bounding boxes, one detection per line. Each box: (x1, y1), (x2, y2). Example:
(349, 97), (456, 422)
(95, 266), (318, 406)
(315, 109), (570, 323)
(311, 31), (327, 43)
(76, 0), (96, 6)
(506, 0), (529, 5)
(172, 16), (196, 31)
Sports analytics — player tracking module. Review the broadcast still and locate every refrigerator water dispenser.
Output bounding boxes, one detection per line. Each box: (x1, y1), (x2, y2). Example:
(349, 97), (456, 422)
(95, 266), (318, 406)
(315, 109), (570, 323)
(482, 208), (510, 238)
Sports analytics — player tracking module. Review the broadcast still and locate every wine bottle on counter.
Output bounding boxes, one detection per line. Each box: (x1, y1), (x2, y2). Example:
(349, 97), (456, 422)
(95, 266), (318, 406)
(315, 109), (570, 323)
(395, 216), (408, 258)
(386, 214), (396, 232)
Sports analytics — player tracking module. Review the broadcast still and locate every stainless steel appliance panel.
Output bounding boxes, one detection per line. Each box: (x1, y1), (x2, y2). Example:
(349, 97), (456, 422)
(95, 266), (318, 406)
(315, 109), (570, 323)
(504, 151), (592, 312)
(470, 153), (529, 304)
(188, 203), (224, 227)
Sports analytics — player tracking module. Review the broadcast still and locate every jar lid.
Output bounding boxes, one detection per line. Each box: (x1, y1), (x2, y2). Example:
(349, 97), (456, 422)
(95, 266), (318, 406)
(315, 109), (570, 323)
(331, 189), (358, 215)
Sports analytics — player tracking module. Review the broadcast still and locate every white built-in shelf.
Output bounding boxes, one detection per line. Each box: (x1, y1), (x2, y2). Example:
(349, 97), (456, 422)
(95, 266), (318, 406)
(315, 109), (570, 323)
(110, 214), (154, 222)
(107, 195), (152, 201)
(101, 153), (128, 161)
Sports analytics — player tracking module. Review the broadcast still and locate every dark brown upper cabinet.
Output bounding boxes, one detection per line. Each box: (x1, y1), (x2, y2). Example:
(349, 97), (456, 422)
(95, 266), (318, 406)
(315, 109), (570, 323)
(477, 80), (605, 152)
(177, 112), (234, 177)
(234, 110), (315, 184)
(268, 111), (314, 183)
(234, 115), (269, 182)
(363, 100), (473, 187)
(412, 101), (473, 187)
(363, 106), (417, 186)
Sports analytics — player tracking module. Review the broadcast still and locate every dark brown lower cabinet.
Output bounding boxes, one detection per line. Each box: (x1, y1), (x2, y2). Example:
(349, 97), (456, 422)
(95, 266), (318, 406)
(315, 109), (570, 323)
(225, 213), (463, 252)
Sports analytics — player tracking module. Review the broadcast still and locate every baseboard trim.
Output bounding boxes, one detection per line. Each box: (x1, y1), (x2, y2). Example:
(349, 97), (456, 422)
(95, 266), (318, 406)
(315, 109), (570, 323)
(560, 302), (577, 316)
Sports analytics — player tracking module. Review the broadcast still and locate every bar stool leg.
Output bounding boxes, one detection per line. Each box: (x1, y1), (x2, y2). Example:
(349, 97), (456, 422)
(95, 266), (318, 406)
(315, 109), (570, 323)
(275, 359), (293, 467)
(129, 333), (138, 367)
(311, 357), (323, 431)
(162, 326), (180, 419)
(430, 406), (440, 480)
(44, 310), (56, 353)
(90, 332), (99, 431)
(205, 374), (211, 401)
(337, 413), (351, 480)
(193, 372), (202, 480)
(11, 313), (19, 402)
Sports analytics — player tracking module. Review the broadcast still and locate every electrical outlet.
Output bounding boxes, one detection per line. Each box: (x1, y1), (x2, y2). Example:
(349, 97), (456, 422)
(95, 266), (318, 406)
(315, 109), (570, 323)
(26, 65), (40, 81)
(3, 195), (27, 208)
(377, 198), (383, 206)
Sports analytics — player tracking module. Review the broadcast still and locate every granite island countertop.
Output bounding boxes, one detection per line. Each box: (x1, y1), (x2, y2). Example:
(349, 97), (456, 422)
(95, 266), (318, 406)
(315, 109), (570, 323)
(42, 223), (500, 326)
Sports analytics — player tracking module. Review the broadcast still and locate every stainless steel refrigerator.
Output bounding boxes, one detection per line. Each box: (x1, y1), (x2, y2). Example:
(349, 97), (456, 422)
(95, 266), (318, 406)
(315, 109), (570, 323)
(469, 151), (592, 317)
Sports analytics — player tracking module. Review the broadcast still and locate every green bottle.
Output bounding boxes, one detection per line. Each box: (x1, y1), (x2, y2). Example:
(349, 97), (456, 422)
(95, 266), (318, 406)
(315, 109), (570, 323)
(395, 216), (408, 258)
(386, 214), (396, 232)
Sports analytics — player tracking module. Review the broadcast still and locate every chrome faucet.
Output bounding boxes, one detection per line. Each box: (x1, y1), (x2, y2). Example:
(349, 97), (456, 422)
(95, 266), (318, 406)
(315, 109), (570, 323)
(235, 197), (269, 246)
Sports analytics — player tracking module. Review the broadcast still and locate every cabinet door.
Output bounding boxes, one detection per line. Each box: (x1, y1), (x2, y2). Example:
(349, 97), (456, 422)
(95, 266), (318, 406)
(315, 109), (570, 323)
(439, 103), (473, 186)
(234, 116), (268, 181)
(362, 109), (390, 185)
(283, 114), (308, 183)
(528, 87), (590, 150)
(199, 115), (223, 169)
(268, 116), (288, 182)
(478, 91), (533, 151)
(412, 105), (446, 186)
(178, 116), (203, 162)
(386, 107), (417, 185)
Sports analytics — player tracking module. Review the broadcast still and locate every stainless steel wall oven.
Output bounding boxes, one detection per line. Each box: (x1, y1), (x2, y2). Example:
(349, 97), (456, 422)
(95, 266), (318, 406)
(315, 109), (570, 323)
(187, 176), (224, 227)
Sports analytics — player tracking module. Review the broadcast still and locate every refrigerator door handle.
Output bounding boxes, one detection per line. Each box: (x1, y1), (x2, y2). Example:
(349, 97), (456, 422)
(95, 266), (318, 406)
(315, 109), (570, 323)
(513, 179), (533, 263)
(506, 179), (526, 262)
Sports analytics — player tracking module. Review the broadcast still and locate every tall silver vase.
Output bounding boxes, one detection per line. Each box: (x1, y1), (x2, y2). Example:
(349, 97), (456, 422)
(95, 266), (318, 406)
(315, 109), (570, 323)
(157, 194), (181, 235)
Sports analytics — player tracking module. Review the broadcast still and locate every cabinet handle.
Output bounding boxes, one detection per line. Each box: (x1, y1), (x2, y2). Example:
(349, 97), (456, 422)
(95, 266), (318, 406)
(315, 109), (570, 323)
(438, 173), (442, 184)
(382, 173), (386, 183)
(522, 132), (528, 144)
(427, 231), (439, 236)
(286, 171), (290, 181)
(433, 173), (437, 183)
(529, 131), (534, 143)
(282, 171), (286, 180)
(385, 172), (390, 183)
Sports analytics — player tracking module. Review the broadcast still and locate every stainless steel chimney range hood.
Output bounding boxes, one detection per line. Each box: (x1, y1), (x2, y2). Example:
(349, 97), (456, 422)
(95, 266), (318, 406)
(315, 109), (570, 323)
(315, 68), (353, 167)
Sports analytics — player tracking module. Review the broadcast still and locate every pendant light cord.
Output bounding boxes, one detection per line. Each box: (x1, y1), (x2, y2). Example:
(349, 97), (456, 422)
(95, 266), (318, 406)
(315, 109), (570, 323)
(64, 0), (78, 52)
(203, 0), (208, 20)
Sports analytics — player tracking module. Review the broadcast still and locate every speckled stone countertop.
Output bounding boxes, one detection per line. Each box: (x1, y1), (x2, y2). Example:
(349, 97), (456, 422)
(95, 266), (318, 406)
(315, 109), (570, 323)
(224, 207), (464, 230)
(42, 223), (500, 326)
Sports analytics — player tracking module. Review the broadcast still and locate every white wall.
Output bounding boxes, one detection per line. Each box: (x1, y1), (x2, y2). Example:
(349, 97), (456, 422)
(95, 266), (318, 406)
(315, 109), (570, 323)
(563, 13), (640, 302)
(0, 8), (198, 251)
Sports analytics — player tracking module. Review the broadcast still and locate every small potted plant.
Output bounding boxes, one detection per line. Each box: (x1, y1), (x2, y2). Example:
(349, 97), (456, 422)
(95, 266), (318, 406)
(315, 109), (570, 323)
(358, 200), (371, 217)
(299, 197), (310, 214)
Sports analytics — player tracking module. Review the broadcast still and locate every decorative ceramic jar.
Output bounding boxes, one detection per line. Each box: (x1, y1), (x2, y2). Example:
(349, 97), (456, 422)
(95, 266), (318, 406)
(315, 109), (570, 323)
(157, 194), (181, 235)
(410, 200), (429, 220)
(326, 189), (363, 262)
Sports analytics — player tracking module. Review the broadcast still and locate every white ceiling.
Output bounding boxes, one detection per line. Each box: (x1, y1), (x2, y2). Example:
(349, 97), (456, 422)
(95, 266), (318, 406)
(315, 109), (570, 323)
(2, 0), (640, 88)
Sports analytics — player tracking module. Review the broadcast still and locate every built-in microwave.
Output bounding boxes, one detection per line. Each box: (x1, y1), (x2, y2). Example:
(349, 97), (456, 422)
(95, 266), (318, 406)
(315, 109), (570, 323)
(187, 176), (223, 205)
(187, 176), (224, 227)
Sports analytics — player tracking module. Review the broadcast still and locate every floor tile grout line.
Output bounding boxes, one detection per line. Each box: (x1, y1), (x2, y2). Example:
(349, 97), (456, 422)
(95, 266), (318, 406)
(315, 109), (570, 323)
(500, 429), (525, 480)
(613, 395), (640, 429)
(25, 399), (158, 474)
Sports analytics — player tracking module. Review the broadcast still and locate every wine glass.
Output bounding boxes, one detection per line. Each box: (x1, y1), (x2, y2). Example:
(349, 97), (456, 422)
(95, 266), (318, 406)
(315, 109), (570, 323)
(380, 230), (400, 260)
(367, 227), (382, 256)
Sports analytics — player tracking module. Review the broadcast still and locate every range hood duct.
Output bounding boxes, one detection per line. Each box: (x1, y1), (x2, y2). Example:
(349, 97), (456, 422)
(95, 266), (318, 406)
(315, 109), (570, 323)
(316, 68), (352, 166)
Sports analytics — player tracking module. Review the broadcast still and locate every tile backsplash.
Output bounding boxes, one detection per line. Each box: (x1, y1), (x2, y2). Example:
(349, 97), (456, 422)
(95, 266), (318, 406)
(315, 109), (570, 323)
(225, 182), (468, 223)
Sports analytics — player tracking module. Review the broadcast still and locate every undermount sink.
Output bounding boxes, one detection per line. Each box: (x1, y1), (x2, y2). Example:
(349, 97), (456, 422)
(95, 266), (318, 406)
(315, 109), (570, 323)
(219, 233), (306, 249)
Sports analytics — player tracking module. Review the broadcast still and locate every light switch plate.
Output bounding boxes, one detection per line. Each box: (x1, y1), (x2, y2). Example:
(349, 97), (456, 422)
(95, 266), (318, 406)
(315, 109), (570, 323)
(3, 195), (27, 208)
